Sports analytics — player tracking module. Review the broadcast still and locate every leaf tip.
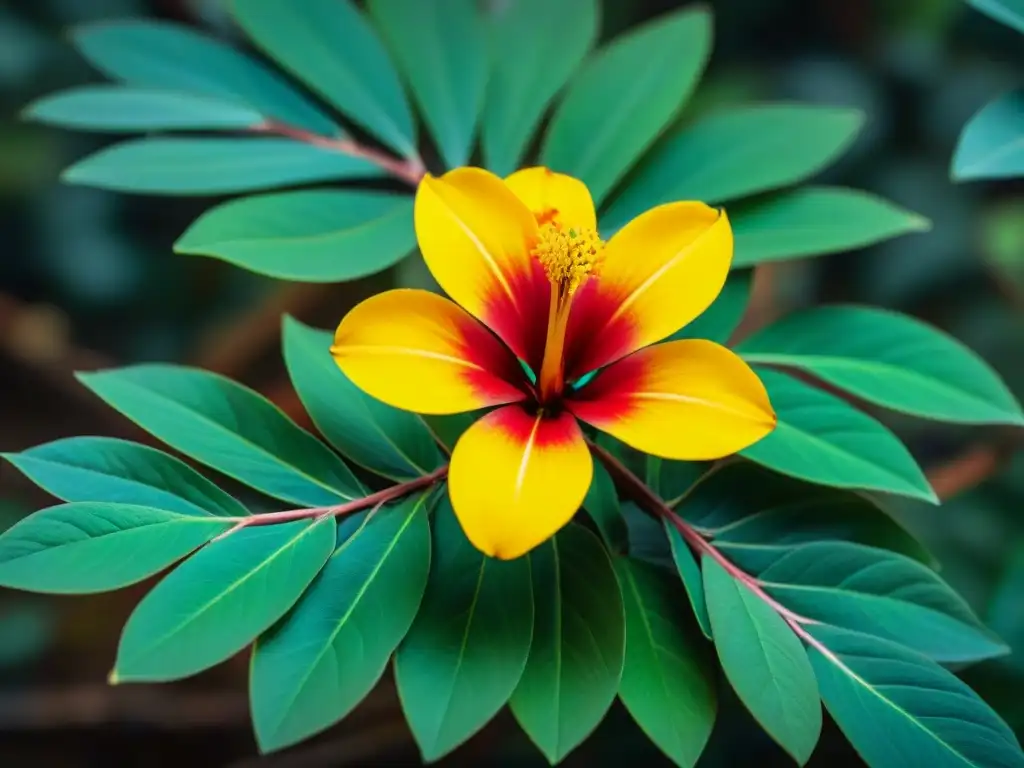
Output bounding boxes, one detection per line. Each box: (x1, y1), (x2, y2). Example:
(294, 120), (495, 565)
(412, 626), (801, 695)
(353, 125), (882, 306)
(107, 668), (120, 686)
(907, 213), (932, 232)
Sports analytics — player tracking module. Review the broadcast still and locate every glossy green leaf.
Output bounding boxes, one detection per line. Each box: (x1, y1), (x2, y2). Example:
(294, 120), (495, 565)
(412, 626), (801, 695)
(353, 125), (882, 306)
(24, 86), (264, 132)
(741, 369), (936, 503)
(63, 138), (380, 195)
(952, 90), (1024, 181)
(760, 542), (1005, 663)
(419, 412), (478, 453)
(232, 0), (416, 157)
(622, 502), (673, 570)
(510, 525), (624, 763)
(665, 524), (712, 639)
(176, 190), (414, 282)
(0, 503), (230, 594)
(740, 306), (1024, 425)
(989, 548), (1024, 673)
(368, 0), (485, 169)
(282, 317), (441, 481)
(71, 20), (338, 135)
(602, 105), (862, 233)
(482, 0), (598, 176)
(251, 494), (432, 751)
(808, 625), (1024, 768)
(4, 437), (247, 518)
(969, 0), (1024, 35)
(658, 461), (710, 507)
(731, 187), (930, 268)
(394, 498), (533, 761)
(670, 270), (752, 344)
(703, 557), (821, 764)
(114, 517), (335, 682)
(582, 459), (628, 553)
(78, 365), (363, 506)
(616, 557), (716, 767)
(542, 7), (711, 204)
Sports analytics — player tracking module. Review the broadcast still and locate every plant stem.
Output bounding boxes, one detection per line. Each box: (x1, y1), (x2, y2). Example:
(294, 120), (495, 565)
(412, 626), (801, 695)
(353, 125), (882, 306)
(253, 120), (426, 186)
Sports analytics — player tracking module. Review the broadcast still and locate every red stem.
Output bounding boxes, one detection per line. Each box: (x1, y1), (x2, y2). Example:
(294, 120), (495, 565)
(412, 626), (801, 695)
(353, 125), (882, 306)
(253, 120), (426, 186)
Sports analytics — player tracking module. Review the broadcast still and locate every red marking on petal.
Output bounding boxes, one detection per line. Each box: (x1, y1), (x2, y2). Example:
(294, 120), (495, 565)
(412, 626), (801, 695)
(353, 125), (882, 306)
(489, 403), (584, 450)
(453, 315), (533, 401)
(480, 258), (551, 374)
(563, 281), (641, 381)
(565, 349), (648, 426)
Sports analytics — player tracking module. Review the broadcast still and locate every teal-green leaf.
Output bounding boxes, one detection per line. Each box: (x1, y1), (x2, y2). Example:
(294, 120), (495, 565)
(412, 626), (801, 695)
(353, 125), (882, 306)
(4, 437), (247, 518)
(731, 187), (930, 269)
(740, 306), (1024, 425)
(741, 369), (936, 503)
(0, 503), (230, 594)
(24, 86), (264, 132)
(78, 365), (363, 507)
(114, 516), (335, 682)
(176, 190), (414, 282)
(658, 461), (709, 507)
(602, 105), (863, 233)
(952, 90), (1024, 181)
(63, 138), (381, 195)
(670, 270), (752, 344)
(616, 557), (716, 767)
(367, 0), (485, 169)
(70, 20), (338, 135)
(251, 494), (432, 752)
(989, 548), (1024, 672)
(665, 524), (712, 639)
(542, 7), (711, 205)
(968, 0), (1024, 35)
(622, 502), (673, 570)
(394, 498), (533, 761)
(582, 459), (628, 553)
(807, 624), (1024, 768)
(703, 557), (821, 764)
(510, 525), (624, 762)
(482, 0), (598, 176)
(420, 412), (478, 453)
(231, 0), (416, 157)
(760, 542), (1006, 663)
(282, 317), (441, 481)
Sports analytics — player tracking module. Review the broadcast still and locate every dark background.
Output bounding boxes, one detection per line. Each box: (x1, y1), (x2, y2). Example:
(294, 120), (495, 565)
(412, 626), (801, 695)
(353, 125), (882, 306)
(1, 0), (1022, 765)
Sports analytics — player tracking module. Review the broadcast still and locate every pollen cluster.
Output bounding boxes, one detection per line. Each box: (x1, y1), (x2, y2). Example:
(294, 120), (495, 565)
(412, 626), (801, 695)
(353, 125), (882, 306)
(532, 223), (605, 294)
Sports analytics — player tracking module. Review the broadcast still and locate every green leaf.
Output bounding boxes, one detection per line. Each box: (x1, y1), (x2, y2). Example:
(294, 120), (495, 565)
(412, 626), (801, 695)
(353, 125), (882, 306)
(665, 524), (712, 639)
(731, 187), (930, 269)
(368, 0), (485, 169)
(968, 0), (1024, 34)
(670, 270), (751, 344)
(282, 317), (441, 481)
(176, 191), (414, 282)
(741, 369), (936, 503)
(114, 516), (335, 682)
(232, 0), (416, 157)
(616, 557), (716, 767)
(952, 90), (1024, 181)
(78, 365), (363, 507)
(542, 7), (711, 205)
(251, 494), (432, 752)
(394, 497), (533, 761)
(622, 502), (673, 570)
(739, 306), (1024, 425)
(989, 548), (1024, 672)
(807, 625), (1024, 768)
(658, 461), (710, 506)
(482, 0), (598, 176)
(70, 20), (338, 135)
(602, 105), (863, 233)
(510, 525), (624, 763)
(0, 502), (231, 594)
(582, 459), (628, 553)
(63, 138), (380, 196)
(703, 557), (821, 764)
(761, 542), (1006, 663)
(24, 86), (264, 132)
(420, 412), (478, 452)
(4, 437), (247, 518)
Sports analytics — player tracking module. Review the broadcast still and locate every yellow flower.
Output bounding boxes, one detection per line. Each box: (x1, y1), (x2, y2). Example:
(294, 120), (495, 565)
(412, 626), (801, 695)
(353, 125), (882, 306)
(332, 167), (775, 560)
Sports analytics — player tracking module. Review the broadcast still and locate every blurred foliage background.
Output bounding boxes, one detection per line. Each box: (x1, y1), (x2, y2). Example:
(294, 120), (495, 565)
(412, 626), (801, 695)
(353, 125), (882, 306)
(0, 0), (1022, 765)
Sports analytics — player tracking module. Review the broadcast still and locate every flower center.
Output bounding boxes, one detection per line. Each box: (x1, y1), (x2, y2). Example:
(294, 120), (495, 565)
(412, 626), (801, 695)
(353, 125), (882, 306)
(532, 221), (605, 403)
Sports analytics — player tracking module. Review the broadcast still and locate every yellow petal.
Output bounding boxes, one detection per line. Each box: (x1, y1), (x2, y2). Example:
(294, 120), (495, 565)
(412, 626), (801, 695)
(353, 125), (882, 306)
(331, 289), (528, 415)
(448, 405), (592, 560)
(564, 202), (732, 378)
(505, 166), (597, 231)
(568, 339), (775, 460)
(415, 167), (550, 369)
